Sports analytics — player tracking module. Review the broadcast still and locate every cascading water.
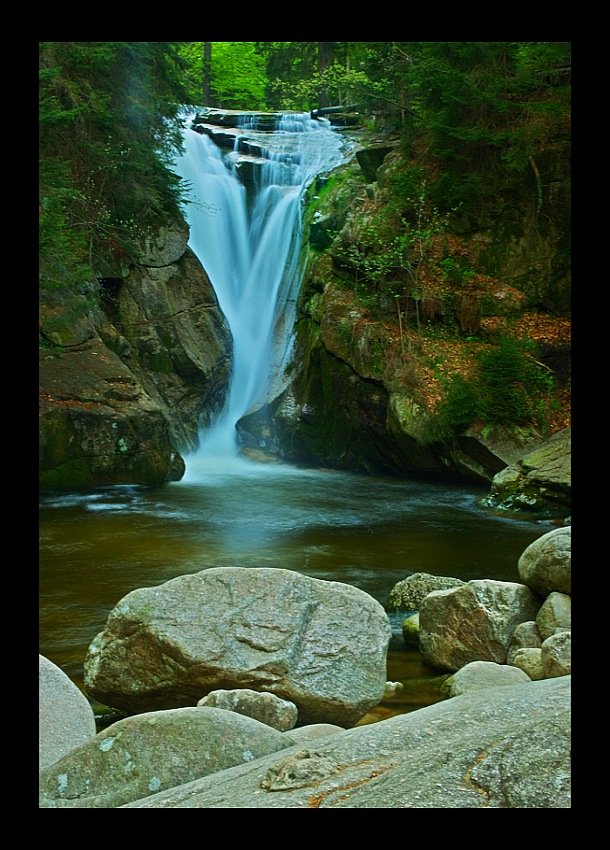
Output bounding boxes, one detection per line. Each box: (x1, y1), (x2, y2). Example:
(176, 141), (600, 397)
(173, 112), (347, 475)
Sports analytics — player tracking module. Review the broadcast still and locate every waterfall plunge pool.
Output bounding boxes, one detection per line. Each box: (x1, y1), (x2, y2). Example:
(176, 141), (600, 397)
(39, 458), (559, 723)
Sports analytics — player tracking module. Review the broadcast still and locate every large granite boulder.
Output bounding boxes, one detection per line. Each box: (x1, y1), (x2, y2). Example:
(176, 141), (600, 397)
(120, 676), (571, 809)
(84, 567), (392, 727)
(517, 525), (571, 595)
(39, 655), (97, 772)
(39, 706), (293, 809)
(419, 579), (542, 672)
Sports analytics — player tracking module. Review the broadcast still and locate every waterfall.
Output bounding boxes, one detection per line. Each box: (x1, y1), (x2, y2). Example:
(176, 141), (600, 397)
(173, 112), (346, 472)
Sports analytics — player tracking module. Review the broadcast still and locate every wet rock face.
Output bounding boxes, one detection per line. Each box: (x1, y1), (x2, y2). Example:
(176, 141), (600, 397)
(39, 339), (186, 488)
(488, 427), (571, 514)
(251, 134), (570, 501)
(98, 247), (232, 452)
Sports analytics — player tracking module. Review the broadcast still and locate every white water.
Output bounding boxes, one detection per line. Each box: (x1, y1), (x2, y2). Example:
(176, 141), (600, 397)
(173, 113), (347, 474)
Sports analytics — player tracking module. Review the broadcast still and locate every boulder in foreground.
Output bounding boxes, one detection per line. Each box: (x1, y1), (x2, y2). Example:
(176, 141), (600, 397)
(84, 567), (392, 727)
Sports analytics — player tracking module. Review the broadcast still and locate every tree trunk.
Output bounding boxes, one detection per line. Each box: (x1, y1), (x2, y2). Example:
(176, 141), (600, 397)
(203, 42), (211, 107)
(317, 42), (334, 108)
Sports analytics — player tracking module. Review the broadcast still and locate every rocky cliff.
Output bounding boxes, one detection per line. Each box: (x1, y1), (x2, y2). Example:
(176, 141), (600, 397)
(39, 219), (231, 489)
(239, 131), (570, 508)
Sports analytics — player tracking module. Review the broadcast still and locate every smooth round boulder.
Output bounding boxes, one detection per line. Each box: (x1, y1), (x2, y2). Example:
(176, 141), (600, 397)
(518, 526), (571, 595)
(443, 660), (531, 697)
(197, 688), (298, 731)
(39, 706), (291, 808)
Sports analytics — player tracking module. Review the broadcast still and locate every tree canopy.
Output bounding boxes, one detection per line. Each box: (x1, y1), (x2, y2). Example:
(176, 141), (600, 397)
(39, 41), (570, 291)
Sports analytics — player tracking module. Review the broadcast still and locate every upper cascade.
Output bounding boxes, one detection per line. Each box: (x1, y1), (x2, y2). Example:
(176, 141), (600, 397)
(190, 110), (349, 190)
(193, 109), (284, 131)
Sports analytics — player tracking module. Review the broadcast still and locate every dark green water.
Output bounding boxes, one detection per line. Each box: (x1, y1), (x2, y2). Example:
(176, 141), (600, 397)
(39, 455), (560, 722)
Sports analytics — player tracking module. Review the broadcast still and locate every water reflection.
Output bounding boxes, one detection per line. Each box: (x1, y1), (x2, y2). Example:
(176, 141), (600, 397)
(39, 458), (559, 718)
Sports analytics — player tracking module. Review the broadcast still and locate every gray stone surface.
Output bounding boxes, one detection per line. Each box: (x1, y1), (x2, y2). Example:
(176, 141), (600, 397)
(385, 572), (465, 612)
(518, 526), (571, 595)
(84, 567), (392, 727)
(536, 591), (571, 640)
(511, 647), (545, 680)
(197, 689), (298, 731)
(507, 620), (542, 663)
(39, 706), (292, 809)
(120, 676), (570, 809)
(541, 631), (572, 678)
(39, 655), (97, 772)
(443, 660), (531, 697)
(419, 580), (541, 671)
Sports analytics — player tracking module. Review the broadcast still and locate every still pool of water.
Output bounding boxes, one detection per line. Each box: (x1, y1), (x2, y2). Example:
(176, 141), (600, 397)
(39, 456), (560, 722)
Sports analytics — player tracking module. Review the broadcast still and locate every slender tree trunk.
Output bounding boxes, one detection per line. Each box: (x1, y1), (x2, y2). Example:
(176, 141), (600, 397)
(317, 42), (334, 108)
(396, 297), (405, 356)
(203, 42), (212, 107)
(528, 155), (543, 212)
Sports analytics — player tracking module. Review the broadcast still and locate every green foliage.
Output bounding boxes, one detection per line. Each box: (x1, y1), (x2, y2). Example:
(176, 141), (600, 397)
(212, 43), (267, 108)
(476, 336), (554, 428)
(436, 374), (480, 436)
(385, 165), (426, 215)
(39, 42), (190, 290)
(39, 40), (569, 299)
(435, 336), (556, 440)
(180, 42), (267, 109)
(400, 42), (570, 218)
(438, 256), (476, 287)
(256, 42), (318, 109)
